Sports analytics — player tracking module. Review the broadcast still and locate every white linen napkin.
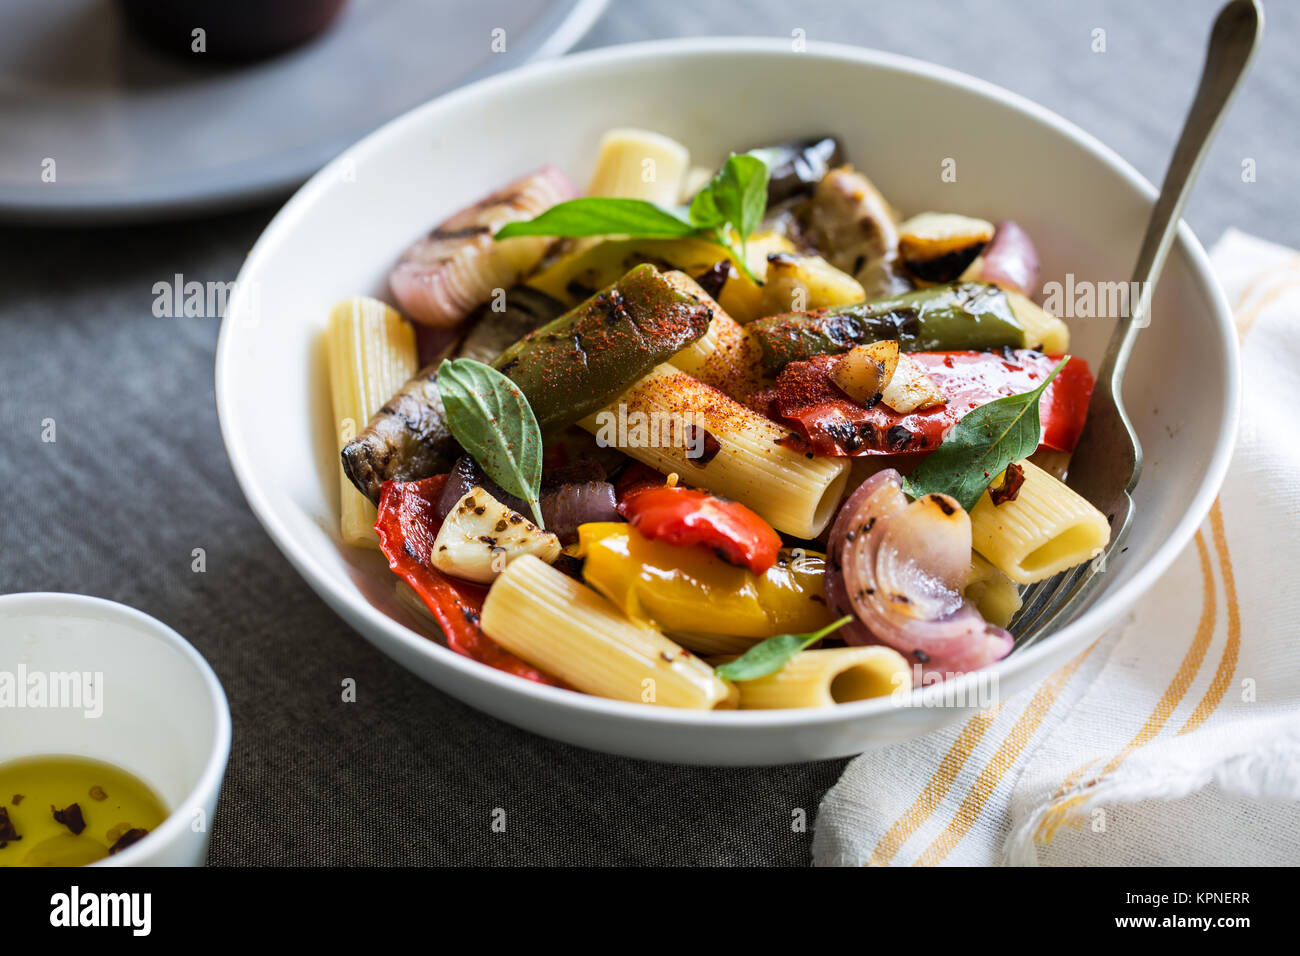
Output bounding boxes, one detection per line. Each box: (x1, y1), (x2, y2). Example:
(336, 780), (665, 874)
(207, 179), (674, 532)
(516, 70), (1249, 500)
(813, 229), (1300, 866)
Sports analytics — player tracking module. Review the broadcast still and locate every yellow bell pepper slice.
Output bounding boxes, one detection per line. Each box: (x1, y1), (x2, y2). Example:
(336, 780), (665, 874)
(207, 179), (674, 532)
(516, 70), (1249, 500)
(526, 233), (794, 323)
(576, 522), (834, 639)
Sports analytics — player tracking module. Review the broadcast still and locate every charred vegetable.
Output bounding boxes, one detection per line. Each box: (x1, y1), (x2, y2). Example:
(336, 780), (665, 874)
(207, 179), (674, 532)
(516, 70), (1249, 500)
(495, 263), (712, 431)
(897, 212), (995, 283)
(373, 475), (564, 686)
(960, 220), (1040, 298)
(437, 455), (616, 545)
(759, 251), (865, 315)
(747, 136), (844, 205)
(756, 350), (1093, 457)
(344, 264), (711, 503)
(802, 166), (913, 298)
(824, 469), (1013, 678)
(389, 165), (576, 327)
(341, 287), (565, 504)
(455, 285), (567, 365)
(748, 282), (1028, 375)
(879, 353), (947, 413)
(831, 340), (899, 407)
(341, 362), (460, 503)
(431, 486), (562, 583)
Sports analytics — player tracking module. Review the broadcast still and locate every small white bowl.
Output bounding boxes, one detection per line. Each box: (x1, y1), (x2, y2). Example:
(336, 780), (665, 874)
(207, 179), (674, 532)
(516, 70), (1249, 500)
(0, 593), (231, 865)
(216, 38), (1238, 765)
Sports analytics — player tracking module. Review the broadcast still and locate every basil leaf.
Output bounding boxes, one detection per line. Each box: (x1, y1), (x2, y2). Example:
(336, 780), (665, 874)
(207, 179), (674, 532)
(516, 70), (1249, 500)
(493, 198), (695, 240)
(436, 358), (546, 528)
(902, 357), (1069, 511)
(691, 154), (770, 255)
(687, 180), (725, 229)
(715, 616), (853, 682)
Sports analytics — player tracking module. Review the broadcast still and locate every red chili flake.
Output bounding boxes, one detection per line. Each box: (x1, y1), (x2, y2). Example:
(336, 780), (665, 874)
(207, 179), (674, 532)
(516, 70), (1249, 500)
(108, 828), (150, 855)
(0, 806), (20, 847)
(990, 462), (1026, 506)
(52, 803), (86, 835)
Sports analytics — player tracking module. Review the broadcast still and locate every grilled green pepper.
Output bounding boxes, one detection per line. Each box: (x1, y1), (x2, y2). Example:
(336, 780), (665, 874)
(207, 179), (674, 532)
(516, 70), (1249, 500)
(493, 263), (711, 431)
(748, 281), (1028, 375)
(343, 264), (711, 503)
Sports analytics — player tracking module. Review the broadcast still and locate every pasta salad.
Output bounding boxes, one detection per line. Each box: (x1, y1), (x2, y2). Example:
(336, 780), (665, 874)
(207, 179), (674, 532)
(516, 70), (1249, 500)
(324, 128), (1109, 710)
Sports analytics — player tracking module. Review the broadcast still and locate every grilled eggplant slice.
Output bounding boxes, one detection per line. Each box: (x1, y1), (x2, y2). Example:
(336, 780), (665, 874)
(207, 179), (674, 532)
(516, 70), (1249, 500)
(748, 136), (844, 205)
(898, 212), (995, 283)
(389, 165), (576, 328)
(455, 285), (566, 366)
(341, 361), (460, 504)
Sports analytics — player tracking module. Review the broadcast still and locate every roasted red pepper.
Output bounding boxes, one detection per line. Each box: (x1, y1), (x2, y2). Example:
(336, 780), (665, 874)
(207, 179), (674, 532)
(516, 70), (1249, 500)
(757, 350), (1092, 457)
(375, 475), (564, 687)
(618, 485), (782, 575)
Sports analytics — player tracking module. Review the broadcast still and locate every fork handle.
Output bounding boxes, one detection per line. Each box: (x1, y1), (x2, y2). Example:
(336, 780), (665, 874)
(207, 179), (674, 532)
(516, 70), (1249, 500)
(1095, 0), (1263, 390)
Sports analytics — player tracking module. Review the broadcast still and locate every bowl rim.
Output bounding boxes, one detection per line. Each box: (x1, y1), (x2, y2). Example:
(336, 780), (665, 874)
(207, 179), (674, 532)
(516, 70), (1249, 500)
(215, 36), (1240, 731)
(0, 591), (232, 865)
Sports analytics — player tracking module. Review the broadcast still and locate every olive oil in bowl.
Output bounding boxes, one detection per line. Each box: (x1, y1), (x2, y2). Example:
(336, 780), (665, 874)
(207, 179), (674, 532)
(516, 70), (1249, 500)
(0, 756), (168, 867)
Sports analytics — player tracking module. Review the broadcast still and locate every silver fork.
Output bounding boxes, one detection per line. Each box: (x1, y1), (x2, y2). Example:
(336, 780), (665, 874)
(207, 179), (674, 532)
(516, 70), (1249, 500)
(1009, 0), (1264, 647)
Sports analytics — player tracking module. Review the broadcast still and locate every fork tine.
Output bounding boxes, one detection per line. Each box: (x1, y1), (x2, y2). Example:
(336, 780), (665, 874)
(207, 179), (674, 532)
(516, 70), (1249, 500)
(1014, 563), (1098, 647)
(1009, 565), (1087, 642)
(1008, 578), (1061, 633)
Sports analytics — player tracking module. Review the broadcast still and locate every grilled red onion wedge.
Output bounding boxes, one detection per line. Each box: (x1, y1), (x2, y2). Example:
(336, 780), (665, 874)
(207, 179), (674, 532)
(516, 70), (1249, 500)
(827, 469), (1013, 678)
(960, 220), (1040, 298)
(390, 165), (577, 327)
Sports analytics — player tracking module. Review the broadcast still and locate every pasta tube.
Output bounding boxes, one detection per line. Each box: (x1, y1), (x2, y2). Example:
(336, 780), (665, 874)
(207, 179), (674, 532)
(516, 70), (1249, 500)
(662, 271), (763, 400)
(586, 128), (690, 206)
(480, 556), (734, 709)
(1006, 291), (1069, 354)
(964, 553), (1023, 628)
(579, 365), (850, 538)
(730, 646), (912, 709)
(970, 460), (1110, 584)
(326, 296), (417, 547)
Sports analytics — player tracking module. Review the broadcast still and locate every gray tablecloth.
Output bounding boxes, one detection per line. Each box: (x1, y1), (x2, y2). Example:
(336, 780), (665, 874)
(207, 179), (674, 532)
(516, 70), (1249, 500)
(2, 0), (1294, 865)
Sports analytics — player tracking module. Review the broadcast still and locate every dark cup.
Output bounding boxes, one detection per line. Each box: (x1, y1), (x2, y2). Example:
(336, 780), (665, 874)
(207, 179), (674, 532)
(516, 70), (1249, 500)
(118, 0), (349, 62)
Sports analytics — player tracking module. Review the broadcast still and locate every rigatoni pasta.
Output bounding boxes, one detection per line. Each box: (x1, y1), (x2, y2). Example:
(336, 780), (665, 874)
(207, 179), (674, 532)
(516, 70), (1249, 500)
(964, 553), (1023, 628)
(970, 460), (1111, 584)
(725, 646), (912, 709)
(481, 555), (733, 709)
(579, 365), (850, 538)
(586, 128), (690, 206)
(661, 272), (763, 400)
(326, 296), (417, 547)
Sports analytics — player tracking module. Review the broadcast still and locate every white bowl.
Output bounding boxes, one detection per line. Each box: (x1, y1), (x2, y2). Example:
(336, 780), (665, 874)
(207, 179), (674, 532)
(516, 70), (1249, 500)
(0, 593), (231, 864)
(215, 38), (1237, 765)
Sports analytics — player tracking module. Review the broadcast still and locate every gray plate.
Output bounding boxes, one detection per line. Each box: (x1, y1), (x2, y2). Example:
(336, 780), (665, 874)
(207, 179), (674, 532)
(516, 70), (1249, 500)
(0, 0), (607, 222)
